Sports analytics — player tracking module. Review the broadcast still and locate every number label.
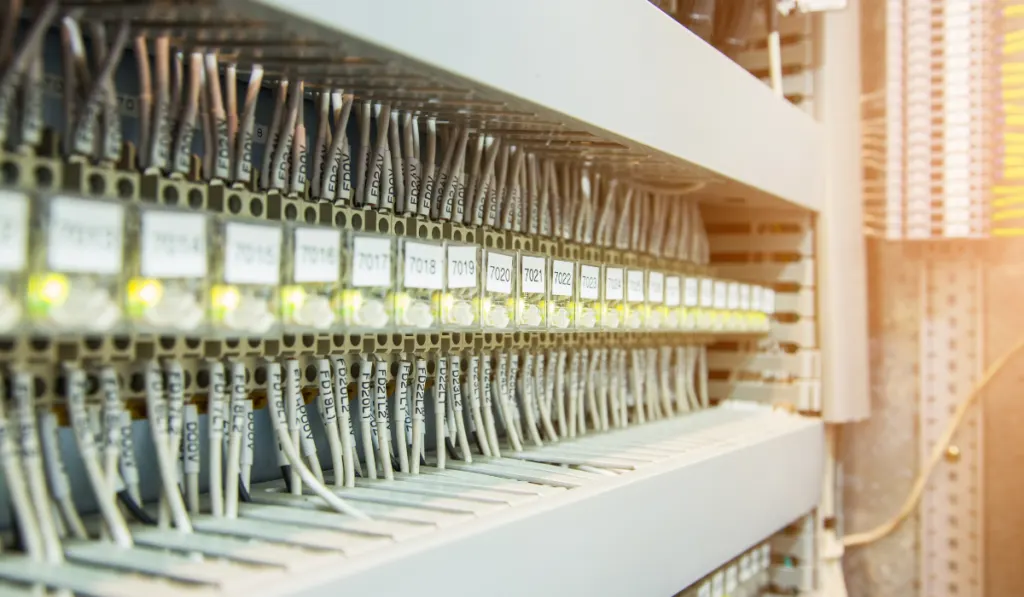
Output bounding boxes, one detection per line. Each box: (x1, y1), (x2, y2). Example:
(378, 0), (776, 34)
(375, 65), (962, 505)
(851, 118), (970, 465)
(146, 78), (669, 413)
(714, 281), (728, 309)
(447, 245), (478, 289)
(351, 235), (392, 288)
(605, 267), (624, 301)
(141, 210), (207, 279)
(293, 227), (340, 283)
(551, 260), (574, 297)
(520, 255), (546, 295)
(485, 251), (514, 294)
(648, 271), (664, 304)
(739, 284), (751, 310)
(0, 191), (28, 273)
(627, 270), (645, 303)
(579, 264), (600, 300)
(727, 282), (740, 310)
(223, 221), (282, 285)
(685, 277), (700, 307)
(49, 197), (125, 275)
(403, 241), (444, 290)
(665, 276), (681, 307)
(700, 278), (715, 308)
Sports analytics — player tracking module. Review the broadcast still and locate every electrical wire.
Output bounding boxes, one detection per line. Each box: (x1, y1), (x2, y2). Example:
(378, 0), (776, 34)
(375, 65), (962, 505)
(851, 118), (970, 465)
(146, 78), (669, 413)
(264, 361), (369, 519)
(66, 363), (135, 546)
(844, 335), (1024, 547)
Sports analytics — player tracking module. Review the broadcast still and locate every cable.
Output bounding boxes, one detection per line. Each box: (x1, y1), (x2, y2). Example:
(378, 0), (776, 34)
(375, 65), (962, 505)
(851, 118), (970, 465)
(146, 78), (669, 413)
(65, 364), (135, 546)
(142, 361), (191, 533)
(843, 335), (1024, 548)
(264, 361), (369, 519)
(207, 361), (225, 517)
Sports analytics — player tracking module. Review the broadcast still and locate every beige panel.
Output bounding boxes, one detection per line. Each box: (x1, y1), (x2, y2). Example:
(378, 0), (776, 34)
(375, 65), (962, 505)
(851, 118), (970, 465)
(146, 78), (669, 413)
(708, 232), (815, 255)
(713, 261), (815, 286)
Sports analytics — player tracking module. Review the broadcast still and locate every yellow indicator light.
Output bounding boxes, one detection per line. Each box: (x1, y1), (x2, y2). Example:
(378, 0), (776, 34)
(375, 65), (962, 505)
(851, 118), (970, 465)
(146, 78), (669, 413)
(212, 285), (241, 312)
(394, 291), (411, 311)
(282, 285), (307, 310)
(28, 273), (69, 309)
(342, 289), (363, 311)
(128, 278), (164, 307)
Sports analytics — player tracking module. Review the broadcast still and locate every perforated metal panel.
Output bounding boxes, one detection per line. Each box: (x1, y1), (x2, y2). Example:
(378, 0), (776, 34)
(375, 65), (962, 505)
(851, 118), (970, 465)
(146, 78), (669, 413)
(919, 255), (984, 597)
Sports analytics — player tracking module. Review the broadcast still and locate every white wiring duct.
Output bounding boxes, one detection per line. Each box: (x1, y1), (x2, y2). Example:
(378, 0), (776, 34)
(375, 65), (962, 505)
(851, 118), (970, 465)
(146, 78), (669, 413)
(264, 361), (368, 519)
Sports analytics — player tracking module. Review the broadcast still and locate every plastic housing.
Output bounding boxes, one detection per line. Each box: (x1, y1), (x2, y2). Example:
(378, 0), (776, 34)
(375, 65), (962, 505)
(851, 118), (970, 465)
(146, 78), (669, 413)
(210, 218), (283, 338)
(282, 224), (343, 333)
(28, 194), (126, 334)
(397, 238), (444, 331)
(443, 242), (481, 330)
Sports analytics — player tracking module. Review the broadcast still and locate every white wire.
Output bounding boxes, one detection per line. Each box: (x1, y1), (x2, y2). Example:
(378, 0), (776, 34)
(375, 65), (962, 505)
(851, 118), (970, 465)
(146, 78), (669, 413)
(142, 362), (192, 533)
(207, 361), (225, 517)
(12, 372), (63, 563)
(0, 387), (44, 573)
(66, 364), (135, 545)
(331, 356), (358, 486)
(317, 359), (345, 486)
(224, 361), (246, 518)
(265, 362), (369, 519)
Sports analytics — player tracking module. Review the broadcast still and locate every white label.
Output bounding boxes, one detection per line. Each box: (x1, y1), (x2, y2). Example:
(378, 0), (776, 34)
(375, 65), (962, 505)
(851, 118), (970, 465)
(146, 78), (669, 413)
(223, 221), (282, 285)
(485, 251), (513, 294)
(626, 269), (644, 303)
(739, 554), (750, 581)
(713, 280), (728, 309)
(739, 284), (751, 310)
(182, 404), (200, 474)
(648, 272), (664, 304)
(665, 276), (680, 307)
(605, 267), (624, 301)
(141, 210), (207, 278)
(0, 191), (28, 272)
(551, 260), (574, 297)
(447, 245), (478, 289)
(403, 241), (444, 290)
(764, 289), (776, 315)
(684, 277), (699, 307)
(520, 255), (546, 295)
(697, 583), (711, 597)
(699, 278), (714, 307)
(48, 197), (124, 275)
(579, 264), (600, 300)
(727, 282), (740, 309)
(725, 566), (738, 591)
(351, 235), (392, 288)
(760, 544), (771, 570)
(752, 286), (763, 312)
(293, 227), (340, 283)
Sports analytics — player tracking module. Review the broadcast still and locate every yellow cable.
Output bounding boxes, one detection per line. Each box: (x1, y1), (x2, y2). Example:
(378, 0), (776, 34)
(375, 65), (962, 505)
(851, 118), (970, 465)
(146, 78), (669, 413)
(843, 336), (1024, 548)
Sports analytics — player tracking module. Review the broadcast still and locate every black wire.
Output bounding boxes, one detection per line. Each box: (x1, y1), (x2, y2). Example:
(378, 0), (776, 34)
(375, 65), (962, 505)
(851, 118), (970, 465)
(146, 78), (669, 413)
(9, 504), (23, 551)
(238, 476), (252, 503)
(280, 465), (292, 493)
(117, 490), (156, 525)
